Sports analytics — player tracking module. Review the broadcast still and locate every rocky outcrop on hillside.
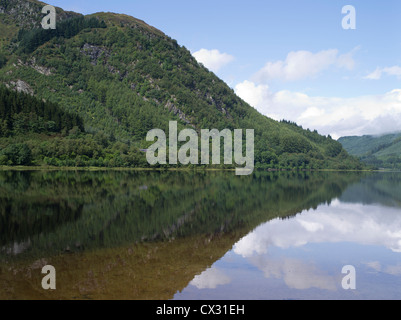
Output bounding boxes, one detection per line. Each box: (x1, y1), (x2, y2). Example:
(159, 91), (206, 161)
(0, 0), (79, 29)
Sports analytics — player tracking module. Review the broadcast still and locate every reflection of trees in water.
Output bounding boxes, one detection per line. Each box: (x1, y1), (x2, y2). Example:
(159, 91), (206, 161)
(0, 198), (83, 247)
(0, 170), (363, 260)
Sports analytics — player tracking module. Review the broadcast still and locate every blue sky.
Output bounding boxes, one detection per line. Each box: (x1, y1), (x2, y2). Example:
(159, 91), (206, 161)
(46, 0), (401, 138)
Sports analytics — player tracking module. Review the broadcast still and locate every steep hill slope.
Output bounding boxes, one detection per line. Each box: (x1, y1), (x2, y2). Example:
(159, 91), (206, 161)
(0, 0), (363, 170)
(339, 133), (401, 169)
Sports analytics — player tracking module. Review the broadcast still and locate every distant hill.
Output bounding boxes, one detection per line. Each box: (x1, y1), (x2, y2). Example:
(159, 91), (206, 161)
(339, 133), (401, 169)
(0, 0), (363, 170)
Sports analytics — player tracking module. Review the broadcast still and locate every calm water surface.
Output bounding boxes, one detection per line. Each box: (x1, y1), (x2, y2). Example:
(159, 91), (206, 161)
(0, 170), (400, 300)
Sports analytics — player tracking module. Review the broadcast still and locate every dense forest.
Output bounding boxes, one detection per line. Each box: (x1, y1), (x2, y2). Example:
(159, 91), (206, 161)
(0, 0), (364, 170)
(339, 133), (401, 170)
(0, 85), (84, 136)
(17, 16), (107, 54)
(0, 85), (147, 167)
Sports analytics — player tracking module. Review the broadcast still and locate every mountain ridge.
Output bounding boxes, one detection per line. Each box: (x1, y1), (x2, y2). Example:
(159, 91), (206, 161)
(0, 0), (364, 170)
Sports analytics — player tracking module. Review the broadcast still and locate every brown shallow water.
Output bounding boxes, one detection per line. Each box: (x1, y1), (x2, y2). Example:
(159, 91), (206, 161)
(0, 232), (244, 300)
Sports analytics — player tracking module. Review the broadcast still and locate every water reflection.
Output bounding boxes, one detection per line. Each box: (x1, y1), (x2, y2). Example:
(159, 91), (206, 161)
(234, 201), (401, 255)
(0, 170), (400, 299)
(176, 173), (401, 300)
(0, 170), (361, 260)
(190, 267), (232, 289)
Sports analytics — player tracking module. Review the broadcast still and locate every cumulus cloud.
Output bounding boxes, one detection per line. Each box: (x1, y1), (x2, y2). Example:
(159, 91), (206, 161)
(234, 81), (401, 138)
(364, 68), (383, 80)
(365, 66), (401, 80)
(192, 49), (234, 73)
(253, 48), (357, 83)
(234, 80), (272, 112)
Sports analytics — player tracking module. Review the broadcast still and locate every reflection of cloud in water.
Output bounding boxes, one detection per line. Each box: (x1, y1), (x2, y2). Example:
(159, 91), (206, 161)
(364, 261), (381, 272)
(251, 255), (337, 290)
(234, 200), (401, 257)
(385, 264), (401, 276)
(364, 261), (401, 276)
(190, 267), (231, 289)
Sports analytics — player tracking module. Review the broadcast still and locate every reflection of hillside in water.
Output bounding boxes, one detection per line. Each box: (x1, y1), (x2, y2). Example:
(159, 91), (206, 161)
(174, 172), (401, 300)
(339, 172), (401, 207)
(0, 171), (363, 259)
(0, 170), (363, 299)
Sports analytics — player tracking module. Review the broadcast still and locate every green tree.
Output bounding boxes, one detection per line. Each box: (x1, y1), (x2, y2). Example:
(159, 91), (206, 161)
(0, 53), (7, 69)
(1, 144), (32, 166)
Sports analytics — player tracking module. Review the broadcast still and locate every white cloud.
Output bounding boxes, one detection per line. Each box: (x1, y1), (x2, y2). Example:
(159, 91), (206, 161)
(234, 80), (272, 113)
(253, 49), (357, 82)
(192, 49), (234, 73)
(364, 68), (383, 80)
(235, 80), (401, 138)
(365, 66), (401, 80)
(190, 267), (231, 289)
(337, 49), (358, 70)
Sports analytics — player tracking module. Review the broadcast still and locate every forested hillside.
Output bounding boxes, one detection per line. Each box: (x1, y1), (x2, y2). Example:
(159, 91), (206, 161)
(0, 85), (147, 166)
(0, 0), (363, 170)
(339, 133), (401, 170)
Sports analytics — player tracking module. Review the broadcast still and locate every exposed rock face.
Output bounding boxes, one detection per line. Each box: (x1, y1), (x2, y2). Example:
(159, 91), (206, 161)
(18, 58), (53, 76)
(0, 0), (43, 29)
(32, 64), (52, 76)
(9, 79), (34, 95)
(0, 0), (80, 30)
(81, 43), (110, 65)
(165, 100), (193, 126)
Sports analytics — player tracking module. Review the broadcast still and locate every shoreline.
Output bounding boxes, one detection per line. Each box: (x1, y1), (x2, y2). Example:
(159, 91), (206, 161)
(0, 166), (395, 173)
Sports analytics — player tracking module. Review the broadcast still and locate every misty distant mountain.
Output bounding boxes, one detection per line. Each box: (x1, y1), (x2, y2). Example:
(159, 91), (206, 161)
(339, 133), (401, 169)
